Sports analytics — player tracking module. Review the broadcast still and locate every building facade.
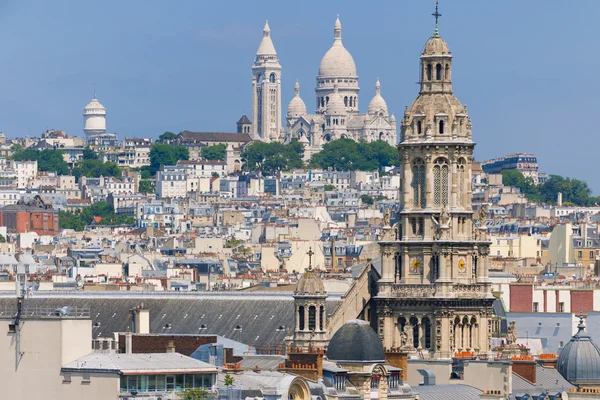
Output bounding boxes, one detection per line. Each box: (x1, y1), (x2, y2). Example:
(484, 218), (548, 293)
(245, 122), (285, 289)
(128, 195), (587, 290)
(373, 10), (495, 358)
(251, 21), (283, 142)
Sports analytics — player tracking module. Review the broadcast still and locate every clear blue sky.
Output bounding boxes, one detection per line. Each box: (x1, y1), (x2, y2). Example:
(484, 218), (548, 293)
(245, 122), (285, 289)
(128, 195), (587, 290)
(0, 1), (597, 191)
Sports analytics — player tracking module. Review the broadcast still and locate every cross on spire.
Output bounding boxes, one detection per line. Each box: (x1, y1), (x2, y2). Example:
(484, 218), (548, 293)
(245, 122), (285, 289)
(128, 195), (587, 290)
(307, 247), (314, 271)
(432, 1), (442, 37)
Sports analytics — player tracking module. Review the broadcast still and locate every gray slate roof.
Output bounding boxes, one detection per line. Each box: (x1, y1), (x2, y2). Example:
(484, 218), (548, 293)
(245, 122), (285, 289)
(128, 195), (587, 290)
(0, 293), (340, 348)
(511, 365), (574, 396)
(414, 384), (482, 400)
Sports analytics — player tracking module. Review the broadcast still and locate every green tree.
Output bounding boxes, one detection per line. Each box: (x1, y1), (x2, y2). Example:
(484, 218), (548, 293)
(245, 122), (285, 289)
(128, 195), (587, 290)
(0, 234), (6, 243)
(148, 143), (190, 175)
(138, 179), (155, 194)
(310, 139), (398, 171)
(72, 159), (121, 179)
(59, 201), (135, 231)
(82, 146), (97, 160)
(241, 140), (304, 175)
(201, 144), (227, 161)
(361, 194), (374, 205)
(157, 131), (177, 143)
(12, 148), (70, 175)
(501, 170), (526, 188)
(180, 388), (208, 400)
(224, 374), (235, 386)
(324, 184), (335, 191)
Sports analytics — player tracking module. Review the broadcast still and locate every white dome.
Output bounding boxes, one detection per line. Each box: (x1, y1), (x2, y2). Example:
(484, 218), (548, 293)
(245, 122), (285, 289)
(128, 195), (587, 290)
(325, 85), (346, 115)
(318, 16), (357, 78)
(287, 81), (307, 117)
(83, 97), (106, 115)
(368, 79), (388, 115)
(256, 20), (277, 56)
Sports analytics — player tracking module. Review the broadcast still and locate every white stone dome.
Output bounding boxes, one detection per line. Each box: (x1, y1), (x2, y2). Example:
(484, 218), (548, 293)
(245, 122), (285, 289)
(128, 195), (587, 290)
(287, 81), (307, 117)
(318, 16), (357, 78)
(368, 79), (388, 115)
(326, 85), (346, 115)
(83, 97), (106, 115)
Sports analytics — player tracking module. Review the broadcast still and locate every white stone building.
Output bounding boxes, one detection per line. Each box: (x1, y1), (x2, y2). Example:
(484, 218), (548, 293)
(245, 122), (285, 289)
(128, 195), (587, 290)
(156, 165), (188, 198)
(248, 17), (397, 158)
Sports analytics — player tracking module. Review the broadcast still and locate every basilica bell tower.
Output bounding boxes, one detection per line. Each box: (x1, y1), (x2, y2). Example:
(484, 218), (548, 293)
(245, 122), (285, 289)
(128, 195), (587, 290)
(373, 4), (494, 358)
(252, 21), (283, 142)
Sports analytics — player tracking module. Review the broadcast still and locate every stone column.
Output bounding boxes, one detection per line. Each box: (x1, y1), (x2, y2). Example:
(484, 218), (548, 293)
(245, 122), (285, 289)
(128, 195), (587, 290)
(304, 305), (309, 332)
(425, 154), (433, 207)
(380, 245), (396, 283)
(295, 305), (300, 332)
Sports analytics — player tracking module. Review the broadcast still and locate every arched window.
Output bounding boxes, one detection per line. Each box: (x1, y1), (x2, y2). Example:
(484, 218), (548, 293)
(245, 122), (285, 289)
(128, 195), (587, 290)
(433, 158), (449, 207)
(427, 64), (432, 81)
(326, 96), (329, 105)
(410, 317), (419, 349)
(308, 306), (316, 330)
(445, 64), (450, 80)
(394, 252), (402, 282)
(319, 306), (324, 330)
(439, 120), (444, 134)
(344, 96), (348, 106)
(417, 120), (422, 135)
(298, 306), (305, 330)
(257, 74), (263, 83)
(349, 97), (353, 107)
(269, 73), (276, 83)
(398, 316), (406, 332)
(436, 64), (442, 80)
(458, 158), (466, 207)
(379, 132), (384, 140)
(411, 159), (426, 208)
(422, 317), (431, 349)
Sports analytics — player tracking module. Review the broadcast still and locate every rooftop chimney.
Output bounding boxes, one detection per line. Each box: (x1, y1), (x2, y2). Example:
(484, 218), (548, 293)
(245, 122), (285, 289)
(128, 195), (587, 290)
(166, 340), (176, 353)
(125, 331), (132, 354)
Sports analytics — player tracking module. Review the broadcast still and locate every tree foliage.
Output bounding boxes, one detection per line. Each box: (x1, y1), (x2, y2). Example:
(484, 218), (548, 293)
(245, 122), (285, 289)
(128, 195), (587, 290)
(310, 139), (399, 171)
(180, 388), (209, 400)
(72, 159), (121, 179)
(201, 144), (227, 161)
(138, 179), (155, 194)
(241, 140), (304, 175)
(147, 143), (190, 175)
(157, 131), (177, 143)
(0, 234), (6, 243)
(59, 201), (135, 231)
(12, 148), (70, 175)
(502, 170), (597, 206)
(83, 147), (97, 160)
(360, 194), (374, 205)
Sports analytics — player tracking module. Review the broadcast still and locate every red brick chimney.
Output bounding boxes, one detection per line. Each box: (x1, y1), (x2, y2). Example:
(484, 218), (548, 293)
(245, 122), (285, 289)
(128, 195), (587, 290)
(512, 356), (536, 384)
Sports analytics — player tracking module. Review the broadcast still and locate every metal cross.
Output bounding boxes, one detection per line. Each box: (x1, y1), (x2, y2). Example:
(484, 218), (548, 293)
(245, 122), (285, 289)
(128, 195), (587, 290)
(307, 247), (314, 270)
(432, 1), (442, 25)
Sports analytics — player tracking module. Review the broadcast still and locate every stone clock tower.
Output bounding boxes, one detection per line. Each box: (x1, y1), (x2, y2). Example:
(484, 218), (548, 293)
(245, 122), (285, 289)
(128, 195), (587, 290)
(373, 5), (494, 358)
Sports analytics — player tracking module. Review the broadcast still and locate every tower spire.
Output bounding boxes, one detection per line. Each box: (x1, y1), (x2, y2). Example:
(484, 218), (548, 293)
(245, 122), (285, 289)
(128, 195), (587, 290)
(432, 1), (442, 37)
(334, 14), (342, 42)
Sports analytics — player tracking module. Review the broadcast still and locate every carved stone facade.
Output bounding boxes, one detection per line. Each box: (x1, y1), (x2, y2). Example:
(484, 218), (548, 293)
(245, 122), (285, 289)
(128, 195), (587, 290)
(373, 14), (495, 359)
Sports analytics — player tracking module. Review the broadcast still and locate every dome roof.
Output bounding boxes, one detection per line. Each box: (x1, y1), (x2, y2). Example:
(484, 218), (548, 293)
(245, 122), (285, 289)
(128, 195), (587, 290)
(368, 79), (388, 115)
(84, 97), (106, 113)
(256, 20), (277, 56)
(287, 81), (307, 117)
(422, 35), (451, 56)
(558, 316), (600, 385)
(318, 16), (357, 77)
(295, 267), (325, 296)
(327, 320), (385, 363)
(325, 85), (346, 115)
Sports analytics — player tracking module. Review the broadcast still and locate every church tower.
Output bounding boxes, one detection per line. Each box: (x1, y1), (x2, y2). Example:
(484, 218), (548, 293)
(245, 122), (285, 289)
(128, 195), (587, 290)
(252, 21), (283, 142)
(286, 248), (329, 351)
(374, 4), (494, 358)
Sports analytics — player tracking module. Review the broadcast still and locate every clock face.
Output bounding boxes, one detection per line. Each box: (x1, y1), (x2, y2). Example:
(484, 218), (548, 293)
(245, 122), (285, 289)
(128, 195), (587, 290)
(458, 257), (466, 273)
(410, 256), (423, 274)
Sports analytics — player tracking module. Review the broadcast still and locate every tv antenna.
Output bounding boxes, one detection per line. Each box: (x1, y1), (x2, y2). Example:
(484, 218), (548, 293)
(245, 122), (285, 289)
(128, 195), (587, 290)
(9, 273), (26, 371)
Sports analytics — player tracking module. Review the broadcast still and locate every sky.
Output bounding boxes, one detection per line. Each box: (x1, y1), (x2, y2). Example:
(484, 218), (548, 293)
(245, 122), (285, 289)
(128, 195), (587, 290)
(0, 1), (598, 191)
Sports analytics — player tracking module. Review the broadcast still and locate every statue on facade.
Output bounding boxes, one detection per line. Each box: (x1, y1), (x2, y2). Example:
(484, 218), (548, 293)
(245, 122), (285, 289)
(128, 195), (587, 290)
(401, 324), (414, 348)
(478, 204), (488, 226)
(383, 208), (391, 227)
(440, 206), (450, 226)
(506, 320), (517, 345)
